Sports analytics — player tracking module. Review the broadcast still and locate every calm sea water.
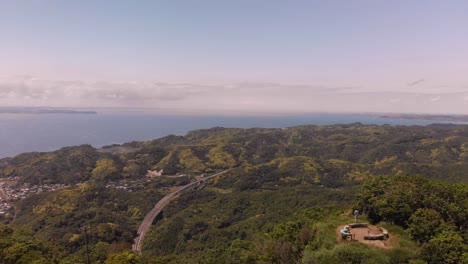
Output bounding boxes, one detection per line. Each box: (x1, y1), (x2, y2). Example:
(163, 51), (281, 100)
(0, 112), (433, 158)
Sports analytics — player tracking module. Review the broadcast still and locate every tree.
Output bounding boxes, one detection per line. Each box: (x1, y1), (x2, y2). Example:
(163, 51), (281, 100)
(407, 208), (447, 244)
(303, 242), (389, 264)
(122, 160), (144, 178)
(206, 145), (237, 169)
(105, 251), (141, 264)
(178, 149), (205, 173)
(92, 158), (119, 181)
(421, 231), (466, 264)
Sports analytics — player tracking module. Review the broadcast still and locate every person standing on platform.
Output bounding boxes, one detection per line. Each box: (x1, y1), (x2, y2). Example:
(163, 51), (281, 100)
(354, 209), (359, 223)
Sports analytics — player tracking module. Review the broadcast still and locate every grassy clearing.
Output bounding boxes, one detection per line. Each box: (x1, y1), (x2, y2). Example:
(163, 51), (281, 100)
(204, 186), (233, 194)
(319, 209), (358, 244)
(377, 221), (418, 250)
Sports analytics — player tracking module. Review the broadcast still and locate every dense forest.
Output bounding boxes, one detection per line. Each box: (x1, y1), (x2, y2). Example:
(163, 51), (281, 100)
(0, 123), (467, 263)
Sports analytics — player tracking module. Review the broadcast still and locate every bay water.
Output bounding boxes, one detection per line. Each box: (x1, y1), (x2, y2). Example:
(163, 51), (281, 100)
(0, 111), (433, 158)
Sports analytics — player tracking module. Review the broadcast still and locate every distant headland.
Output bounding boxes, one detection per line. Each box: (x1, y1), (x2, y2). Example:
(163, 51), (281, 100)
(374, 113), (468, 124)
(0, 107), (97, 115)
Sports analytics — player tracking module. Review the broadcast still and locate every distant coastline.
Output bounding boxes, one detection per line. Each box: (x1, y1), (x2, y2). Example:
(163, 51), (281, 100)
(375, 113), (468, 124)
(2, 110), (468, 159)
(2, 107), (468, 122)
(0, 107), (97, 115)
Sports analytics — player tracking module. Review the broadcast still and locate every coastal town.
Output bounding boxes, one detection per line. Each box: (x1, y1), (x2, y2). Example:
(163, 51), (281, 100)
(0, 177), (70, 216)
(0, 172), (197, 217)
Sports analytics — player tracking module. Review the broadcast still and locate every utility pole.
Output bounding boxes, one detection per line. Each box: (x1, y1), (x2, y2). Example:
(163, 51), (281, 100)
(81, 225), (90, 264)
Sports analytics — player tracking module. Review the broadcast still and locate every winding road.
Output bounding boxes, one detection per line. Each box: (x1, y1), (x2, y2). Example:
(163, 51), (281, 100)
(132, 170), (229, 253)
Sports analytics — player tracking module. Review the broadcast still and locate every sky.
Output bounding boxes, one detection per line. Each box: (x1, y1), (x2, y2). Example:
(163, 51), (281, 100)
(0, 0), (467, 114)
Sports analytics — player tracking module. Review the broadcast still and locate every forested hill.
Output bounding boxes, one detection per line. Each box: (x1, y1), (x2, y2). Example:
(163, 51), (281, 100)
(1, 123), (468, 185)
(0, 123), (466, 263)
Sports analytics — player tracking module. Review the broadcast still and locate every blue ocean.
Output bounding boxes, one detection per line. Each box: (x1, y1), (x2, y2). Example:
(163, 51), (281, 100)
(0, 111), (433, 158)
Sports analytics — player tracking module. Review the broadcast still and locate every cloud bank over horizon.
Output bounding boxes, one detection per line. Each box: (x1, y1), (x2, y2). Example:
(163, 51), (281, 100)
(1, 75), (467, 115)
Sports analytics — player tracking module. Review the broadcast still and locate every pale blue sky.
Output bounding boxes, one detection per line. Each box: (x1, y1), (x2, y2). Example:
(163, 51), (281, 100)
(1, 1), (467, 113)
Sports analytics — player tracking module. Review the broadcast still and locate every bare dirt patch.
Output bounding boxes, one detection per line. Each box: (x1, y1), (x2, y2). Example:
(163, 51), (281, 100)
(168, 186), (181, 192)
(337, 224), (394, 249)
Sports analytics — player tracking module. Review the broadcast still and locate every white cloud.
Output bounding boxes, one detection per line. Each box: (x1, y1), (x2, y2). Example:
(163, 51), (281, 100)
(0, 76), (211, 106)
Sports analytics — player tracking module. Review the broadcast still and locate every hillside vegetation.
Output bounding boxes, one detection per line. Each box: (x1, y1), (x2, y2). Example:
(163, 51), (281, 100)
(0, 123), (466, 263)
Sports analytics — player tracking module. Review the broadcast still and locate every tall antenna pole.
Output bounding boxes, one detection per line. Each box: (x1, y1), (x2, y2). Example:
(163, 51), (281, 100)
(81, 225), (91, 264)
